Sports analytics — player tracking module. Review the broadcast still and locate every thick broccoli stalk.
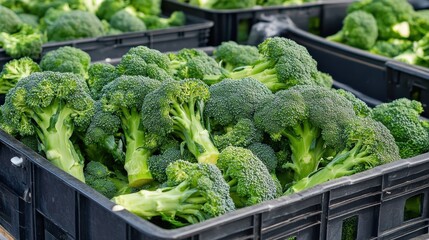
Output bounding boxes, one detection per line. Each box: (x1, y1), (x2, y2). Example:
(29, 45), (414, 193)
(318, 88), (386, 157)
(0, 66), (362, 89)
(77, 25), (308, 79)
(326, 11), (378, 50)
(217, 146), (277, 207)
(98, 75), (161, 187)
(286, 118), (400, 193)
(0, 57), (41, 94)
(2, 72), (95, 182)
(226, 37), (328, 92)
(0, 5), (22, 34)
(254, 86), (357, 181)
(113, 160), (235, 227)
(214, 41), (260, 71)
(371, 98), (429, 158)
(0, 24), (44, 59)
(142, 79), (219, 164)
(40, 46), (91, 78)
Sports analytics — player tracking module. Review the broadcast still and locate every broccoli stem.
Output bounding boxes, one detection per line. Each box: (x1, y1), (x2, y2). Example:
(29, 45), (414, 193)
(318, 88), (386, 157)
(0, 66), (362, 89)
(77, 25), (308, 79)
(33, 101), (85, 182)
(0, 81), (17, 94)
(286, 142), (377, 194)
(326, 31), (344, 43)
(171, 100), (219, 164)
(282, 121), (324, 181)
(121, 107), (153, 187)
(113, 181), (206, 223)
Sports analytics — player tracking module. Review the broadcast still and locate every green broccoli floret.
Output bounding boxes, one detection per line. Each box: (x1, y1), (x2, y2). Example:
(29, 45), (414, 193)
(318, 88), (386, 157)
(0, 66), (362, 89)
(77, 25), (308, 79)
(188, 0), (256, 9)
(85, 161), (135, 199)
(254, 86), (357, 181)
(217, 146), (277, 207)
(23, 0), (68, 17)
(0, 5), (22, 34)
(47, 10), (105, 42)
(327, 11), (378, 50)
(286, 117), (400, 193)
(371, 98), (429, 158)
(87, 63), (119, 100)
(394, 32), (429, 67)
(409, 11), (429, 41)
(214, 41), (260, 71)
(225, 37), (329, 92)
(0, 24), (44, 59)
(96, 75), (161, 187)
(0, 57), (41, 94)
(1, 72), (95, 182)
(168, 49), (207, 74)
(96, 0), (127, 21)
(369, 39), (413, 58)
(142, 79), (220, 164)
(213, 118), (263, 150)
(17, 13), (39, 28)
(247, 142), (277, 173)
(336, 89), (372, 117)
(40, 46), (91, 78)
(116, 46), (172, 81)
(109, 9), (146, 33)
(39, 4), (72, 30)
(112, 160), (235, 227)
(130, 0), (161, 15)
(348, 0), (414, 39)
(140, 11), (186, 30)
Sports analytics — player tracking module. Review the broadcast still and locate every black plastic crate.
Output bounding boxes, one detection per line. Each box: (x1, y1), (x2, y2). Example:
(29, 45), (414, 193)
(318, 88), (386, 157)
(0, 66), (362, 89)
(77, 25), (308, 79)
(0, 14), (213, 68)
(277, 2), (429, 117)
(161, 0), (353, 46)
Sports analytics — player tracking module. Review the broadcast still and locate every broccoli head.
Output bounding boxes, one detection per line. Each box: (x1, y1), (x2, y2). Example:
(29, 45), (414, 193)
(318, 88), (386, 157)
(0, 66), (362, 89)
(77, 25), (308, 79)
(96, 0), (127, 21)
(213, 118), (263, 151)
(370, 39), (413, 58)
(214, 41), (260, 71)
(130, 0), (161, 15)
(112, 160), (235, 227)
(0, 24), (44, 59)
(2, 72), (95, 182)
(87, 63), (119, 100)
(0, 5), (22, 34)
(109, 9), (146, 33)
(0, 57), (41, 94)
(40, 46), (91, 78)
(247, 142), (277, 173)
(372, 98), (429, 158)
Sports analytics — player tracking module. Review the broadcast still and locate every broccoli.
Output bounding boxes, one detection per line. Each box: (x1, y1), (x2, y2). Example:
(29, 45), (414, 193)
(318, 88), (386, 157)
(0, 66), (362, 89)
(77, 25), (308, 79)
(336, 89), (372, 117)
(225, 37), (330, 92)
(0, 24), (44, 59)
(214, 41), (260, 71)
(109, 9), (146, 33)
(394, 32), (429, 67)
(327, 11), (378, 50)
(213, 118), (263, 150)
(40, 46), (91, 78)
(217, 146), (277, 207)
(85, 161), (135, 199)
(1, 72), (95, 182)
(285, 117), (400, 193)
(187, 0), (256, 9)
(371, 98), (429, 158)
(247, 142), (277, 173)
(140, 11), (186, 30)
(95, 75), (161, 187)
(369, 39), (413, 58)
(0, 57), (41, 94)
(142, 79), (220, 164)
(112, 160), (235, 227)
(130, 0), (161, 16)
(86, 63), (119, 100)
(0, 5), (22, 34)
(116, 46), (172, 81)
(347, 0), (414, 40)
(254, 86), (357, 181)
(47, 10), (105, 42)
(96, 0), (127, 21)
(17, 13), (39, 28)
(39, 4), (72, 30)
(409, 11), (429, 41)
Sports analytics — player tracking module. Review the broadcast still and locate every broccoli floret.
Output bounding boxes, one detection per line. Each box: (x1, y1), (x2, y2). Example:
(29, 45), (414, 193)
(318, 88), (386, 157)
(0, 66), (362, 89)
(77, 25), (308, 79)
(217, 146), (277, 207)
(47, 10), (105, 42)
(39, 4), (72, 30)
(17, 13), (39, 28)
(371, 98), (429, 158)
(254, 86), (357, 181)
(247, 142), (277, 173)
(142, 79), (220, 164)
(140, 11), (186, 30)
(1, 72), (95, 182)
(327, 11), (378, 50)
(336, 89), (372, 117)
(348, 0), (414, 39)
(369, 39), (413, 58)
(112, 160), (235, 227)
(409, 11), (429, 41)
(176, 55), (226, 83)
(214, 41), (260, 71)
(213, 118), (263, 151)
(87, 63), (119, 100)
(394, 32), (429, 67)
(85, 161), (135, 199)
(130, 0), (161, 15)
(0, 5), (22, 34)
(189, 0), (256, 9)
(40, 46), (91, 78)
(96, 75), (161, 187)
(109, 9), (146, 33)
(0, 57), (41, 94)
(0, 24), (44, 59)
(286, 117), (400, 193)
(96, 0), (127, 21)
(226, 37), (327, 92)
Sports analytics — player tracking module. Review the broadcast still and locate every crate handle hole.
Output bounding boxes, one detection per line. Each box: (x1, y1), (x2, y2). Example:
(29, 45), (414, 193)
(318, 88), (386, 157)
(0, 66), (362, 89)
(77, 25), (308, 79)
(342, 215), (358, 240)
(404, 193), (423, 221)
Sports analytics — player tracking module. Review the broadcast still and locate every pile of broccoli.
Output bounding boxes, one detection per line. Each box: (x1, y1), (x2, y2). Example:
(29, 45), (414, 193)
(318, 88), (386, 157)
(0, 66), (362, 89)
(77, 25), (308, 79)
(1, 38), (427, 229)
(327, 0), (429, 68)
(0, 0), (186, 59)
(177, 0), (317, 9)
